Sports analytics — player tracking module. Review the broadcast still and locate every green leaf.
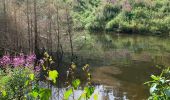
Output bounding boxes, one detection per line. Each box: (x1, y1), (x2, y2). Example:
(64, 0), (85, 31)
(72, 79), (81, 89)
(64, 88), (73, 100)
(30, 91), (39, 98)
(2, 90), (7, 97)
(29, 74), (35, 81)
(48, 70), (58, 83)
(160, 78), (165, 84)
(78, 93), (86, 100)
(39, 88), (51, 100)
(94, 93), (98, 100)
(151, 75), (159, 81)
(150, 84), (157, 94)
(25, 80), (29, 86)
(84, 86), (95, 98)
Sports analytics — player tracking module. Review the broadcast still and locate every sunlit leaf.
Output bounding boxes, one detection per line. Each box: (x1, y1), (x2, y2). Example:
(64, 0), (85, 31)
(151, 75), (159, 81)
(78, 93), (86, 100)
(82, 64), (89, 71)
(94, 93), (98, 100)
(72, 79), (80, 89)
(48, 70), (58, 83)
(29, 74), (34, 81)
(150, 84), (157, 94)
(2, 90), (7, 97)
(71, 63), (76, 69)
(44, 52), (49, 58)
(30, 91), (39, 98)
(64, 88), (73, 100)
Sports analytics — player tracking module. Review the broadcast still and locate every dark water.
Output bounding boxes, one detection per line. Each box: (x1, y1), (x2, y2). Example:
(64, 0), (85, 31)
(68, 33), (170, 100)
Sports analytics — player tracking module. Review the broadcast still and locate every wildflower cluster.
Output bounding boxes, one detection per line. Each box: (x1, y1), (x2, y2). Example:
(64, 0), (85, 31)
(0, 55), (11, 66)
(0, 53), (36, 68)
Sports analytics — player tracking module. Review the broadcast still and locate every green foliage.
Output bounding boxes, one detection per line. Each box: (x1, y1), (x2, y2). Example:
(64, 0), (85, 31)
(145, 67), (170, 100)
(84, 86), (95, 99)
(73, 0), (170, 35)
(29, 73), (35, 81)
(72, 79), (81, 89)
(64, 88), (73, 100)
(94, 93), (98, 100)
(39, 88), (52, 100)
(0, 68), (33, 100)
(72, 0), (101, 30)
(48, 70), (59, 83)
(78, 86), (95, 100)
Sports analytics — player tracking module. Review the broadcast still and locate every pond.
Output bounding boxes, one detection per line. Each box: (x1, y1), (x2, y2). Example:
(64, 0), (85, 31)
(66, 33), (170, 100)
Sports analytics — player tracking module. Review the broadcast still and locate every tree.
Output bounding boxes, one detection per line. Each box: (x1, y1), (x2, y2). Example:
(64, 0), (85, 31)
(34, 0), (39, 55)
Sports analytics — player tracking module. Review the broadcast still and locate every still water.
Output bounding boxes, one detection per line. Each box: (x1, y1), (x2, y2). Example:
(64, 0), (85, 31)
(69, 33), (170, 100)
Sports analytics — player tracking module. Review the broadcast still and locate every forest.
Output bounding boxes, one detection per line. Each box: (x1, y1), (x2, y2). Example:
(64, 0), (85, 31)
(0, 0), (170, 100)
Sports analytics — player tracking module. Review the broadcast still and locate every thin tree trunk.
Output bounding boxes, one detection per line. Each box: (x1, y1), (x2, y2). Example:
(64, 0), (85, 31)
(56, 4), (61, 67)
(30, 13), (34, 52)
(14, 8), (18, 51)
(3, 0), (8, 48)
(48, 10), (52, 53)
(27, 0), (31, 52)
(49, 16), (52, 53)
(66, 7), (74, 62)
(34, 0), (39, 55)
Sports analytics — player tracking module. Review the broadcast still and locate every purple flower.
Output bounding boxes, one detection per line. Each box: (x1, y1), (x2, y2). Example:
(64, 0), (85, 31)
(12, 55), (25, 67)
(35, 66), (41, 72)
(0, 53), (37, 68)
(39, 59), (44, 64)
(25, 54), (36, 67)
(0, 55), (11, 66)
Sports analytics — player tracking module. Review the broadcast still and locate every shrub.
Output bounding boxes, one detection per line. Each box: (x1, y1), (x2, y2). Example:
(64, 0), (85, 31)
(145, 66), (170, 100)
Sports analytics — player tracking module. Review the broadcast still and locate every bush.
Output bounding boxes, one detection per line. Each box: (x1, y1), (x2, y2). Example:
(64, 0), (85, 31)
(0, 68), (33, 100)
(145, 66), (170, 100)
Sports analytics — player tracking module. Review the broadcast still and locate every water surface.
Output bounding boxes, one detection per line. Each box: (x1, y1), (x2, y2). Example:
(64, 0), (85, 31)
(69, 33), (170, 100)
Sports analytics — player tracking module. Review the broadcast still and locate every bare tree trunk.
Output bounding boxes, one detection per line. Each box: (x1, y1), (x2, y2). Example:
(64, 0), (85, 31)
(30, 13), (34, 52)
(34, 0), (39, 55)
(47, 10), (52, 53)
(3, 0), (7, 33)
(55, 4), (62, 100)
(49, 16), (52, 53)
(27, 0), (31, 52)
(3, 0), (8, 49)
(66, 7), (74, 62)
(18, 9), (22, 52)
(56, 4), (61, 67)
(14, 7), (18, 51)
